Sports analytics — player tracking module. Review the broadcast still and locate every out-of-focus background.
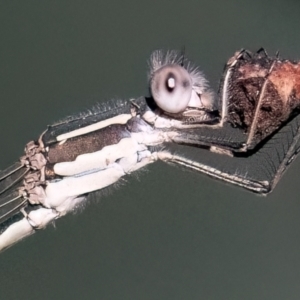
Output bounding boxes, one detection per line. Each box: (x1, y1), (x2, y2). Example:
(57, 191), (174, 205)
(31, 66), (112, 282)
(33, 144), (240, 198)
(1, 1), (300, 299)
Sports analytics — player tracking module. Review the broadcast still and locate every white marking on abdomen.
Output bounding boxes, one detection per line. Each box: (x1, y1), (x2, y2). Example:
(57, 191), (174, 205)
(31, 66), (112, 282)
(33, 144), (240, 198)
(45, 164), (125, 211)
(53, 137), (146, 176)
(56, 114), (132, 141)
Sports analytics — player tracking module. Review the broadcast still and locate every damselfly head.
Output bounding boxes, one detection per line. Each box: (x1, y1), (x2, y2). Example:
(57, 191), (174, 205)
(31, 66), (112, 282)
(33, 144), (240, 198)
(148, 50), (214, 114)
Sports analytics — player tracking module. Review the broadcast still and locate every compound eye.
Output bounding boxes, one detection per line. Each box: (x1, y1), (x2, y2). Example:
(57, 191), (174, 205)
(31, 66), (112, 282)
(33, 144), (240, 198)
(150, 64), (192, 113)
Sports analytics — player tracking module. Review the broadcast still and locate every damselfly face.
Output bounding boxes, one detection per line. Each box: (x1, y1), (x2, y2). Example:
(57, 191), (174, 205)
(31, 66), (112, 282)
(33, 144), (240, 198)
(0, 48), (300, 252)
(131, 48), (300, 196)
(155, 48), (300, 195)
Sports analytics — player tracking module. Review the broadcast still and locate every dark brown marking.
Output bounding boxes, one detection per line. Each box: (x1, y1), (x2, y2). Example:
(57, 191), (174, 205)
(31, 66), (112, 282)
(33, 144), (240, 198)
(47, 124), (130, 164)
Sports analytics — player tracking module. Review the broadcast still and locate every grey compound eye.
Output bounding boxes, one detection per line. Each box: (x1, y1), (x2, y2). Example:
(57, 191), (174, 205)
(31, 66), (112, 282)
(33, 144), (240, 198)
(150, 64), (192, 113)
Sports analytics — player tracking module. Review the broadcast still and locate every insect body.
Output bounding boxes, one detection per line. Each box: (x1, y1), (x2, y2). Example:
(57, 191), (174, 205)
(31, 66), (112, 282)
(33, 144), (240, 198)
(0, 48), (300, 251)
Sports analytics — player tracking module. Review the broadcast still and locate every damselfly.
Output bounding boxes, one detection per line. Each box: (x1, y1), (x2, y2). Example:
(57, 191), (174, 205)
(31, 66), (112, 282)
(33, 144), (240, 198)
(1, 48), (300, 251)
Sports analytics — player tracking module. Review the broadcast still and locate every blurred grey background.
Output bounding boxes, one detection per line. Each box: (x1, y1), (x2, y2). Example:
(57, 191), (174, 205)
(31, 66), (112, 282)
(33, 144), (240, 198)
(1, 1), (300, 299)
